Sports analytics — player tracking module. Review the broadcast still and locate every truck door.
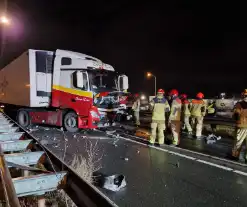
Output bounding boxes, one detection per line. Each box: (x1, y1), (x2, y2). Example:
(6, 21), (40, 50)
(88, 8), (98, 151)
(35, 51), (53, 104)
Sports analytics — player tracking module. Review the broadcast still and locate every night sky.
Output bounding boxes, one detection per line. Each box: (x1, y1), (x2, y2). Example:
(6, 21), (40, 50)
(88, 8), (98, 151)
(0, 1), (246, 97)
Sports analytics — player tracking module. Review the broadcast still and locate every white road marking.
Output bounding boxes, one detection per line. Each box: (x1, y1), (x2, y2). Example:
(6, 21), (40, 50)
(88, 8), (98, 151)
(196, 159), (232, 171)
(234, 170), (247, 176)
(126, 132), (247, 166)
(113, 133), (247, 177)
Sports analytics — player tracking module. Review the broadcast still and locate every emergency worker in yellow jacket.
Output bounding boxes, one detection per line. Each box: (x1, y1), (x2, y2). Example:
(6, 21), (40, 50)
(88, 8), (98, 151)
(168, 89), (182, 146)
(149, 89), (170, 146)
(180, 94), (192, 134)
(232, 89), (247, 162)
(190, 92), (206, 139)
(132, 93), (141, 126)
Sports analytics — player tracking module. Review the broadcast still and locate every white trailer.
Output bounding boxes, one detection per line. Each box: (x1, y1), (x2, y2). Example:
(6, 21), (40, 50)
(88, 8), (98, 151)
(0, 49), (129, 131)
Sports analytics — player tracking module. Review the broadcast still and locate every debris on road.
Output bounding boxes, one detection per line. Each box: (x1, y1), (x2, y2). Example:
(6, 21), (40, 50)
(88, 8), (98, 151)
(40, 139), (49, 145)
(205, 134), (222, 144)
(99, 174), (127, 192)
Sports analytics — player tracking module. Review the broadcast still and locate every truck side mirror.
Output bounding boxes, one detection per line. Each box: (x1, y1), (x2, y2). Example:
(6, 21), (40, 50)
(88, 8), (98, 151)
(75, 71), (84, 88)
(118, 75), (129, 91)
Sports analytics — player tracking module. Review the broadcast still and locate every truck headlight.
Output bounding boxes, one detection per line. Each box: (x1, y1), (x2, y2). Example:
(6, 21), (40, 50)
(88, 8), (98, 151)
(90, 111), (100, 119)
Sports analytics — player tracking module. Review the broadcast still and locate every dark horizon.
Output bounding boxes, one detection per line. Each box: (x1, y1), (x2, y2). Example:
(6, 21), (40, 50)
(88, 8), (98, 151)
(0, 1), (246, 97)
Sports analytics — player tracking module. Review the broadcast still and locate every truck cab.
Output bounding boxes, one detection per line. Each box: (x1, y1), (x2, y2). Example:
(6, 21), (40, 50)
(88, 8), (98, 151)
(35, 49), (128, 131)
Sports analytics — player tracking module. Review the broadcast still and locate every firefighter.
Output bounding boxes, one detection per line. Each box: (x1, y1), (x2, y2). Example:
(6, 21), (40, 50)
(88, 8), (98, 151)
(180, 94), (192, 134)
(190, 92), (206, 139)
(149, 89), (170, 146)
(168, 89), (182, 146)
(231, 89), (247, 162)
(132, 93), (141, 127)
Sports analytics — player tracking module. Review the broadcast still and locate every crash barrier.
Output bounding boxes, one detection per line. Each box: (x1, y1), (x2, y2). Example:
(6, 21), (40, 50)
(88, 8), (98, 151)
(204, 116), (236, 138)
(130, 116), (236, 140)
(0, 112), (116, 207)
(146, 98), (237, 115)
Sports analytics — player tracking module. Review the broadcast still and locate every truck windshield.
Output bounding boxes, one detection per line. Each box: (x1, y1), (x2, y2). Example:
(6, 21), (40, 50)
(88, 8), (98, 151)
(90, 70), (117, 92)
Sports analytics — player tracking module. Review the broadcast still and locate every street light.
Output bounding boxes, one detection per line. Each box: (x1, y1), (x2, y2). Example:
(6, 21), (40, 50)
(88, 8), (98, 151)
(147, 72), (157, 96)
(0, 16), (10, 25)
(141, 95), (146, 100)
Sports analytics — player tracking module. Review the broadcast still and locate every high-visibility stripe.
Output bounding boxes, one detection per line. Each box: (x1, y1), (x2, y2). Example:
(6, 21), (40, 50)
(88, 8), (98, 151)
(52, 85), (93, 98)
(192, 99), (204, 104)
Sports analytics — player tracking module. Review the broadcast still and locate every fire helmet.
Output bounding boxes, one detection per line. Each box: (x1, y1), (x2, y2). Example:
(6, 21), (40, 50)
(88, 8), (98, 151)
(242, 89), (247, 96)
(180, 94), (187, 100)
(169, 89), (179, 97)
(157, 89), (165, 94)
(196, 92), (204, 99)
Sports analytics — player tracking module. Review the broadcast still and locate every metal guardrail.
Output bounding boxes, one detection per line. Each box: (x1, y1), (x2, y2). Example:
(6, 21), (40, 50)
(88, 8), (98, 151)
(0, 112), (117, 207)
(204, 116), (235, 126)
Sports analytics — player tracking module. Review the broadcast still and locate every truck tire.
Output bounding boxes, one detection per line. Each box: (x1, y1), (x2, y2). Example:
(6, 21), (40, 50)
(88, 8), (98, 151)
(17, 110), (31, 128)
(63, 112), (80, 133)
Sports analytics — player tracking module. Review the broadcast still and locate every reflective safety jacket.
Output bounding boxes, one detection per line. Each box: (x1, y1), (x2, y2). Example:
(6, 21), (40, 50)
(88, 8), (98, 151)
(233, 101), (247, 128)
(207, 103), (216, 114)
(150, 96), (170, 121)
(169, 97), (182, 121)
(132, 98), (141, 111)
(190, 99), (206, 117)
(182, 99), (191, 116)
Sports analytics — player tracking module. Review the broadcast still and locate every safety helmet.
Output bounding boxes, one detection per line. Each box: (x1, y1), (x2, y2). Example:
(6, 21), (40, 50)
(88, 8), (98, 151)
(242, 89), (247, 96)
(169, 89), (179, 97)
(134, 93), (139, 97)
(157, 89), (165, 94)
(196, 92), (204, 99)
(219, 92), (226, 99)
(180, 94), (187, 100)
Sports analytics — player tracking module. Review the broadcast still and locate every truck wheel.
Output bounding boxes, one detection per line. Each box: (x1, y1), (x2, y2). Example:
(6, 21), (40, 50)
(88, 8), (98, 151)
(63, 112), (80, 133)
(17, 110), (31, 128)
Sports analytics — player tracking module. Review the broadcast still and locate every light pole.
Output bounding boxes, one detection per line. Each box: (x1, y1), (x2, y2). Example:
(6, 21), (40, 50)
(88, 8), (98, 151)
(147, 72), (157, 96)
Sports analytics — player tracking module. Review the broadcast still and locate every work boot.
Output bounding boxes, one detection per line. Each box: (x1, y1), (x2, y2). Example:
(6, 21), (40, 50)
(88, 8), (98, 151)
(226, 153), (239, 161)
(187, 131), (193, 138)
(196, 136), (203, 140)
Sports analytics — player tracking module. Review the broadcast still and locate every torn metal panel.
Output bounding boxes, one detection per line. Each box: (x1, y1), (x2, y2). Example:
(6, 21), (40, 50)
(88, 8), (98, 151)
(13, 172), (67, 197)
(0, 123), (14, 128)
(0, 120), (11, 124)
(0, 139), (32, 152)
(5, 151), (44, 166)
(6, 161), (50, 173)
(0, 127), (18, 133)
(0, 132), (24, 141)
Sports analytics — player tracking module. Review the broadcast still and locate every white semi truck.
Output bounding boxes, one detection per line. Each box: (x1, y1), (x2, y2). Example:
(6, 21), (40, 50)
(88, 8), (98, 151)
(0, 49), (129, 132)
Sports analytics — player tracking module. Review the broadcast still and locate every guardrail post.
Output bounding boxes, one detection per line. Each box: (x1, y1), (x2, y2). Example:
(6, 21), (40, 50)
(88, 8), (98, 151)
(0, 146), (20, 207)
(38, 196), (46, 207)
(22, 170), (29, 177)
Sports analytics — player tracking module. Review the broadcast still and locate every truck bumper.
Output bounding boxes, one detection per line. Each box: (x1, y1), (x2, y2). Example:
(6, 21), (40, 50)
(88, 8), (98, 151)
(78, 116), (99, 129)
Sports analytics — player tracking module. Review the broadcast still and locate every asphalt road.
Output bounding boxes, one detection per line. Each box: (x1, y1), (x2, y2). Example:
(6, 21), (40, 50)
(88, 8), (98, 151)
(123, 114), (242, 162)
(30, 127), (247, 207)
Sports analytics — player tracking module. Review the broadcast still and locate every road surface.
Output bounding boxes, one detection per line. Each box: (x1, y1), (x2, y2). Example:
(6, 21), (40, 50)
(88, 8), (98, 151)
(30, 127), (247, 207)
